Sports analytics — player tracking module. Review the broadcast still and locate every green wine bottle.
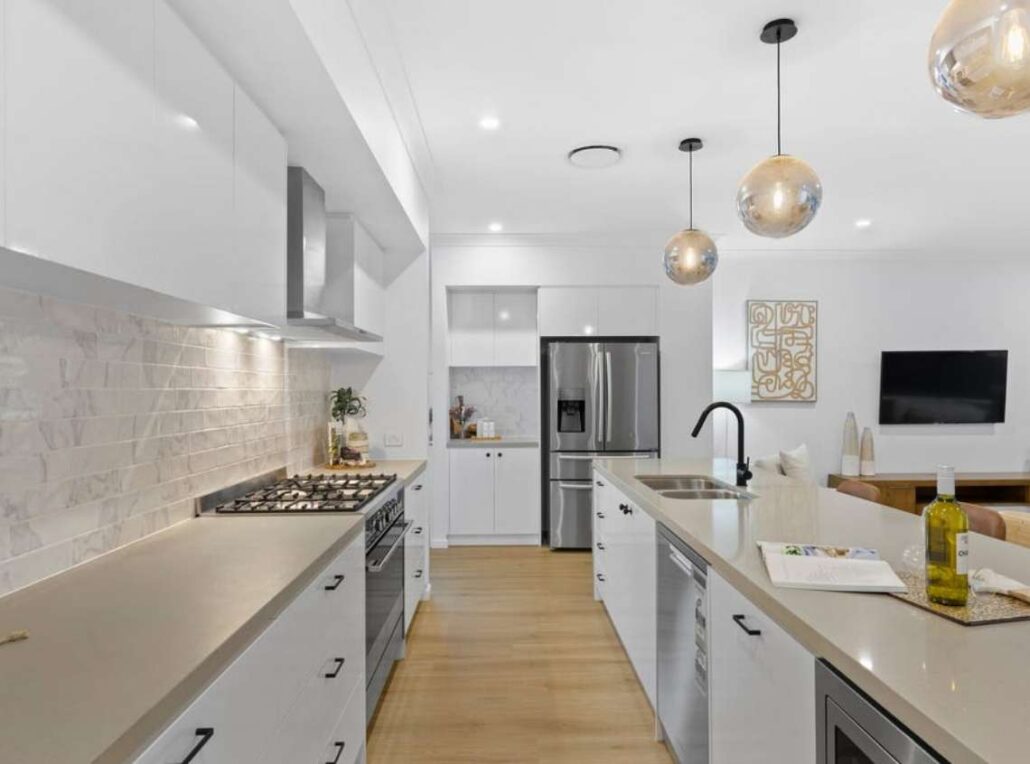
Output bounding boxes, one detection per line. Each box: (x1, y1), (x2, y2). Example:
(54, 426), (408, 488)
(924, 465), (969, 606)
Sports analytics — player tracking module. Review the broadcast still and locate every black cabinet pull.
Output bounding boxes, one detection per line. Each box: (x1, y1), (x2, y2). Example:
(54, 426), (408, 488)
(324, 574), (345, 591)
(326, 741), (346, 764)
(412, 483), (423, 491)
(596, 573), (606, 582)
(486, 452), (491, 457)
(732, 614), (762, 636)
(596, 511), (605, 519)
(324, 657), (346, 678)
(177, 728), (214, 764)
(619, 503), (632, 515)
(413, 526), (423, 535)
(596, 480), (604, 487)
(414, 569), (423, 579)
(497, 452), (503, 457)
(596, 542), (606, 550)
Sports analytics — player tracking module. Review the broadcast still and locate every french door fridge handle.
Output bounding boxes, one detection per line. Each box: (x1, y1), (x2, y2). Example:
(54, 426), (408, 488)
(605, 350), (613, 444)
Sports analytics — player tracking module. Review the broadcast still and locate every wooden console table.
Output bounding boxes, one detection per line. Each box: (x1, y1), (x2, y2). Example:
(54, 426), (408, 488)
(827, 472), (1030, 514)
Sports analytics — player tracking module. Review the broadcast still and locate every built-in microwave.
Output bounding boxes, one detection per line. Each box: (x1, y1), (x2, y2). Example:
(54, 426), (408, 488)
(816, 661), (943, 763)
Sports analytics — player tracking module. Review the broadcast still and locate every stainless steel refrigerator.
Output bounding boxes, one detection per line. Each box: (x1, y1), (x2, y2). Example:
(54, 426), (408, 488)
(543, 339), (660, 549)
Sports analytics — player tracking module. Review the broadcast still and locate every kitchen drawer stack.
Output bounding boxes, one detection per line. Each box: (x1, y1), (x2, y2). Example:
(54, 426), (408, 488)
(134, 532), (367, 764)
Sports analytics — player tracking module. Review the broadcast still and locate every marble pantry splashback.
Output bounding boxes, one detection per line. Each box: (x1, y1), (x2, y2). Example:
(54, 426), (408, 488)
(0, 286), (331, 596)
(449, 366), (539, 437)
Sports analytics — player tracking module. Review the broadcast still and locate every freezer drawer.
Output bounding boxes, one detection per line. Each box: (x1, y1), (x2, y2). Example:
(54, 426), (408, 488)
(549, 480), (593, 549)
(549, 451), (658, 481)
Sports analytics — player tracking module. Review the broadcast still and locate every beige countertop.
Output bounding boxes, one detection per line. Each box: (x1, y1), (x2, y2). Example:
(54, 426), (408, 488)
(595, 457), (1030, 764)
(0, 514), (364, 764)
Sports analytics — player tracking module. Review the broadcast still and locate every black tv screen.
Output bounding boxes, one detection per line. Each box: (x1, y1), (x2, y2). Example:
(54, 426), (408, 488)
(879, 351), (1008, 425)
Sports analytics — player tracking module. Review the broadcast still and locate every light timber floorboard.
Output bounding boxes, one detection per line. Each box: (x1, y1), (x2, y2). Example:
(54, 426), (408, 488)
(367, 546), (671, 763)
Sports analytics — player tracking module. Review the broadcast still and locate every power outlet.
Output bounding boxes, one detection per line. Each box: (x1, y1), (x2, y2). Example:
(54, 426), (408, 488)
(384, 432), (403, 447)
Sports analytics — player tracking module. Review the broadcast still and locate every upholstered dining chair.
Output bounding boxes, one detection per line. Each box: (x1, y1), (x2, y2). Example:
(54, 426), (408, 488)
(835, 479), (882, 504)
(959, 502), (1007, 541)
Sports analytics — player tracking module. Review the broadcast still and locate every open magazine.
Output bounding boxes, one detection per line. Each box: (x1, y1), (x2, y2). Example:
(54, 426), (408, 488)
(758, 542), (908, 593)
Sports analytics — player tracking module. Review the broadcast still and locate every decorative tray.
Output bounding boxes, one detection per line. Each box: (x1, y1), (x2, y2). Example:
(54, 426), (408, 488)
(324, 460), (377, 470)
(891, 572), (1030, 626)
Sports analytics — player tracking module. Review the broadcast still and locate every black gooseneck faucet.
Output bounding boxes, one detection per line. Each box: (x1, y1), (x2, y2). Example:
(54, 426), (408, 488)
(691, 401), (752, 487)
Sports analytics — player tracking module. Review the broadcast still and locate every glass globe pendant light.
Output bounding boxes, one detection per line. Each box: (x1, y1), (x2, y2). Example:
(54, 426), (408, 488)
(664, 138), (718, 285)
(736, 19), (822, 239)
(930, 0), (1030, 118)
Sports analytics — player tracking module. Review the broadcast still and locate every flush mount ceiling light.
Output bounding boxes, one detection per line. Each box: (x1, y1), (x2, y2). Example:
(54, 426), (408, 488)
(736, 19), (823, 239)
(567, 144), (622, 169)
(855, 218), (873, 229)
(488, 221), (504, 232)
(930, 0), (1030, 117)
(479, 115), (501, 130)
(664, 138), (718, 286)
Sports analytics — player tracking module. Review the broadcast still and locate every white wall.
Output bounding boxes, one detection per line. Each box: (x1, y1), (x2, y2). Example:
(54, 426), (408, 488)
(713, 254), (1030, 482)
(430, 238), (713, 546)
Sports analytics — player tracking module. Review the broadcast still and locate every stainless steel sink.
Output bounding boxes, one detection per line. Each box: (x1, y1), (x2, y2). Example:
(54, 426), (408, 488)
(659, 489), (753, 501)
(637, 475), (726, 492)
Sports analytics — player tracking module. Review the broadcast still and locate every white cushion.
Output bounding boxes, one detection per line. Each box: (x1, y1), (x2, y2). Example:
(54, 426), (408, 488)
(779, 443), (814, 482)
(753, 454), (785, 475)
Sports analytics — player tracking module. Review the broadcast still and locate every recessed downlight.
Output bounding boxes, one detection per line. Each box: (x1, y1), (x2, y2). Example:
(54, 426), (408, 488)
(568, 145), (621, 169)
(855, 218), (873, 229)
(479, 115), (501, 130)
(488, 222), (504, 233)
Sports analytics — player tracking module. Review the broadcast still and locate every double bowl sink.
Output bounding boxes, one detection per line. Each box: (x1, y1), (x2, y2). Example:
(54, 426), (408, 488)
(637, 475), (754, 502)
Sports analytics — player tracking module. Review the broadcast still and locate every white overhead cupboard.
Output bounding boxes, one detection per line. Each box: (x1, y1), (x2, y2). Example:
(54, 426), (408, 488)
(3, 0), (287, 326)
(449, 447), (540, 543)
(448, 289), (538, 366)
(538, 286), (658, 337)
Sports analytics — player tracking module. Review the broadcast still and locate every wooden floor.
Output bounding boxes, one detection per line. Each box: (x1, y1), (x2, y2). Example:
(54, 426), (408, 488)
(367, 547), (671, 763)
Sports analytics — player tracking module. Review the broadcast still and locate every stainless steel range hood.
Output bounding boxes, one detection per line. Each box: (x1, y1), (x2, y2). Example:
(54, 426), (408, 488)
(286, 167), (383, 342)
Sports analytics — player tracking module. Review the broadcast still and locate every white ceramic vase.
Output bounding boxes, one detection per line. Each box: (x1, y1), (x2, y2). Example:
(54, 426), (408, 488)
(841, 412), (860, 476)
(860, 427), (876, 476)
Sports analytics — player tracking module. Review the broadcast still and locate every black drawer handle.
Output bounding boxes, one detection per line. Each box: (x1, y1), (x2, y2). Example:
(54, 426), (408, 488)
(326, 741), (346, 764)
(596, 480), (604, 487)
(596, 573), (606, 582)
(412, 483), (423, 491)
(413, 526), (423, 535)
(596, 542), (606, 550)
(324, 574), (345, 591)
(596, 511), (605, 519)
(619, 503), (632, 515)
(177, 728), (214, 764)
(732, 614), (762, 636)
(486, 452), (491, 457)
(324, 657), (346, 678)
(414, 569), (423, 579)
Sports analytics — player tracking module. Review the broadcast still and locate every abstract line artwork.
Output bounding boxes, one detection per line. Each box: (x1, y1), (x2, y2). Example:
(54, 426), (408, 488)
(747, 300), (817, 402)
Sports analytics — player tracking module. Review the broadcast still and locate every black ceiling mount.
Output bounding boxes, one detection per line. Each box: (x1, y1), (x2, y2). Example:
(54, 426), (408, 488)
(678, 137), (704, 153)
(760, 18), (798, 44)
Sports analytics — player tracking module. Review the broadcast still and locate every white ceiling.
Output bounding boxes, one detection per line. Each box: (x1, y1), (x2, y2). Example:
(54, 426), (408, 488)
(371, 0), (1030, 255)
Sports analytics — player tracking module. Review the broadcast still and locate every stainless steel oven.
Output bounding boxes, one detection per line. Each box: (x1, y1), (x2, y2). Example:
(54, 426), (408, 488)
(817, 661), (942, 763)
(365, 489), (410, 722)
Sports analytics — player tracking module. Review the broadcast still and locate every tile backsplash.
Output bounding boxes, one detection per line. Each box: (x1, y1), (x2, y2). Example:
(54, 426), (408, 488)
(449, 366), (539, 437)
(0, 286), (330, 596)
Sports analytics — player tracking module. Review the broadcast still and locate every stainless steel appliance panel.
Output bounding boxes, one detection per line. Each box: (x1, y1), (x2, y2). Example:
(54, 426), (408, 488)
(816, 661), (940, 764)
(365, 512), (410, 720)
(549, 451), (658, 481)
(549, 480), (594, 549)
(603, 341), (659, 452)
(657, 525), (709, 763)
(548, 342), (604, 452)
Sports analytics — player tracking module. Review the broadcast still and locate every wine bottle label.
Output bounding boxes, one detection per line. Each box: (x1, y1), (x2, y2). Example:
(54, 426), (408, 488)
(955, 532), (969, 574)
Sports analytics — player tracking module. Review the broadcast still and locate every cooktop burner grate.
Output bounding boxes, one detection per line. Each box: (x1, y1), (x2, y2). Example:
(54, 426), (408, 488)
(214, 473), (397, 514)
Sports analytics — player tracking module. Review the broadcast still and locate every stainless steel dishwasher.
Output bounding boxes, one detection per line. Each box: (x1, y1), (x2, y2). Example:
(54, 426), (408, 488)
(657, 524), (709, 763)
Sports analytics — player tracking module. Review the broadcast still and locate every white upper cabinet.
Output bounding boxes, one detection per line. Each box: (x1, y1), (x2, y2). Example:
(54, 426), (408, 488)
(597, 286), (658, 336)
(3, 0), (287, 325)
(449, 290), (537, 366)
(539, 286), (658, 337)
(324, 216), (386, 338)
(538, 287), (598, 337)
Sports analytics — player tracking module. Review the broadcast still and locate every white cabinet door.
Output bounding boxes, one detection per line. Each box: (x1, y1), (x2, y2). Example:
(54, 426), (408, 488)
(6, 0), (156, 273)
(352, 219), (386, 338)
(405, 478), (429, 631)
(597, 287), (658, 336)
(449, 292), (495, 366)
(448, 448), (496, 535)
(709, 569), (816, 763)
(592, 471), (614, 601)
(232, 85), (287, 325)
(538, 287), (599, 337)
(622, 502), (656, 707)
(494, 448), (540, 535)
(493, 292), (538, 366)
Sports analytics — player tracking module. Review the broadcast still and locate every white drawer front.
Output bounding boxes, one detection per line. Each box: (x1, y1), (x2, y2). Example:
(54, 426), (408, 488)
(321, 680), (367, 764)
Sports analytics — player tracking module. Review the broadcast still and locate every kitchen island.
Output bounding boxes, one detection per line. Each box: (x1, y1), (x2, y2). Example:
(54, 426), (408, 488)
(595, 457), (1030, 764)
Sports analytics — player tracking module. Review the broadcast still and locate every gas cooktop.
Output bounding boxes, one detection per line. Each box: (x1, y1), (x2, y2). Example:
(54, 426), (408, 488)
(213, 473), (397, 514)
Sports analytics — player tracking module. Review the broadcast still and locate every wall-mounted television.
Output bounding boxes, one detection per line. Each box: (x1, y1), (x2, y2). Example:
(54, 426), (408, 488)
(879, 350), (1008, 425)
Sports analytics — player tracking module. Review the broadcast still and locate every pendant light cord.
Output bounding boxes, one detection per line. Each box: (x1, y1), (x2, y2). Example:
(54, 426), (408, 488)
(776, 37), (782, 156)
(688, 149), (694, 230)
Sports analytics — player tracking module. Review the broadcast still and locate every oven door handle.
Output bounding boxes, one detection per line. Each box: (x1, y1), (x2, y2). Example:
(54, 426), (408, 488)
(366, 521), (413, 574)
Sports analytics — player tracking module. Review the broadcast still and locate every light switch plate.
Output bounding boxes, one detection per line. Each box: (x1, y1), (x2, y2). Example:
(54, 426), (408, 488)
(384, 433), (403, 447)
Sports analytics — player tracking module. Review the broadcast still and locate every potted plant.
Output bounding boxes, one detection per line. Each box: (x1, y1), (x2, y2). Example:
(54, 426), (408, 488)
(330, 387), (369, 463)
